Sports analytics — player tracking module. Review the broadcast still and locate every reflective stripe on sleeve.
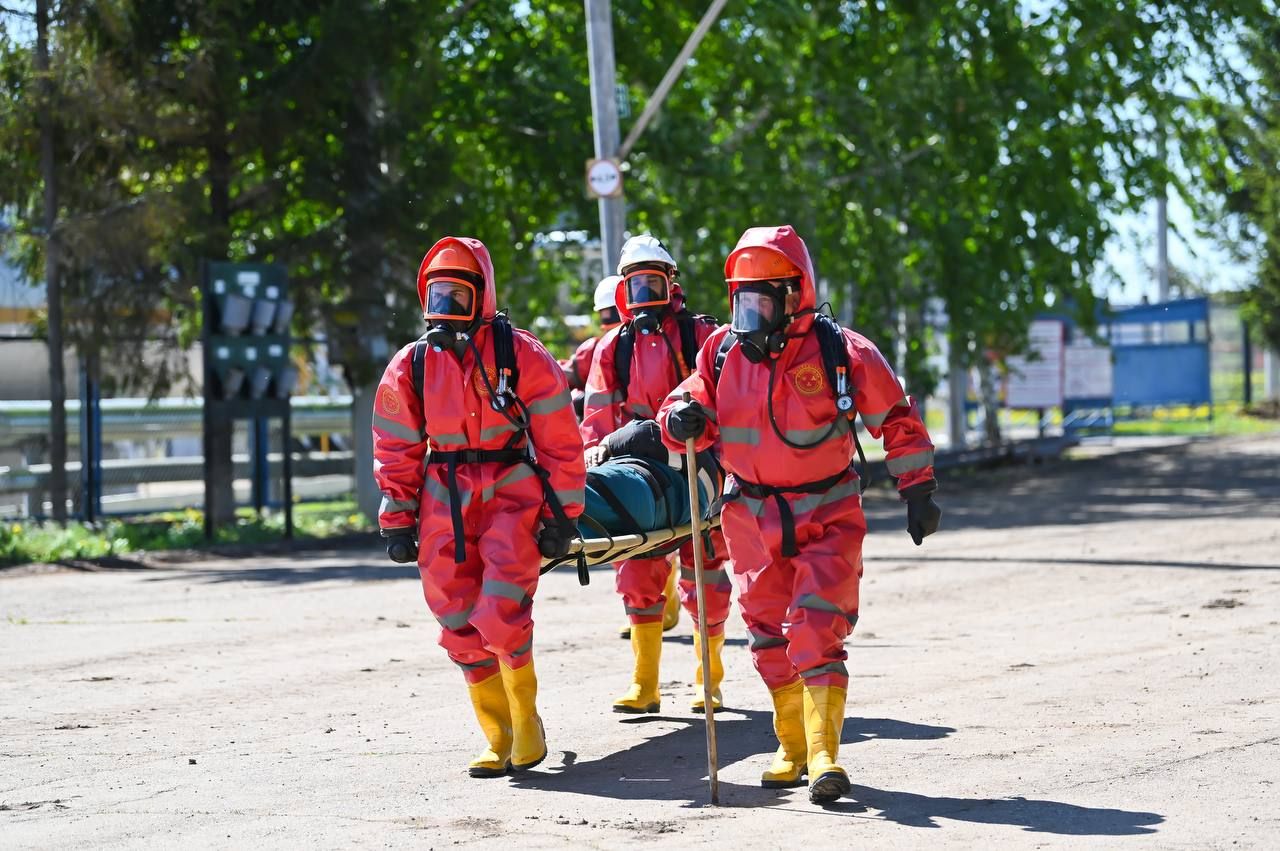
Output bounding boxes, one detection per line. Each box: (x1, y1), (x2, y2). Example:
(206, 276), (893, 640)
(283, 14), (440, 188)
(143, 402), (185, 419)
(379, 494), (419, 514)
(529, 389), (572, 416)
(886, 448), (935, 476)
(860, 397), (908, 429)
(373, 412), (424, 443)
(584, 389), (619, 408)
(555, 487), (585, 507)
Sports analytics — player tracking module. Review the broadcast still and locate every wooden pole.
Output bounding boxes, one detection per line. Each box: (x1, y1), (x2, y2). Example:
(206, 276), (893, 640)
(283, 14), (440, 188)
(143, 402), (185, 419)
(681, 391), (719, 805)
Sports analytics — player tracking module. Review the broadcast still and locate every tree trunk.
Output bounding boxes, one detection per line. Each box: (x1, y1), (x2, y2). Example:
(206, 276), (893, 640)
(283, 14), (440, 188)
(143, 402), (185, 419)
(204, 118), (237, 525)
(979, 357), (1003, 446)
(35, 0), (67, 522)
(352, 383), (380, 523)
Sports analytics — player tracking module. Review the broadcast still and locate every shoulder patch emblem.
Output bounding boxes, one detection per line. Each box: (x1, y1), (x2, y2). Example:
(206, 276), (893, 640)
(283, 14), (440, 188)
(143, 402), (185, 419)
(791, 363), (826, 396)
(379, 386), (401, 415)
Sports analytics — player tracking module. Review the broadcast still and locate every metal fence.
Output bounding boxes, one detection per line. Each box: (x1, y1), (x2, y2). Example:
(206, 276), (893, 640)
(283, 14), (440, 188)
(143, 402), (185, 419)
(0, 339), (355, 520)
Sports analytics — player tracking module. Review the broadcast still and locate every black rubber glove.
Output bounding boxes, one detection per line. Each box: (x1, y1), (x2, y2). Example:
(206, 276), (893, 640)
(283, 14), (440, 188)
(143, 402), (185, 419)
(537, 519), (576, 560)
(382, 530), (418, 564)
(901, 481), (941, 546)
(667, 399), (711, 442)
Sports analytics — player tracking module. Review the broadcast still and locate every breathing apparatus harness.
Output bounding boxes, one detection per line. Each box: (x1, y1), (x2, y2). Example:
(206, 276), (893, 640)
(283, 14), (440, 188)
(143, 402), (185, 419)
(411, 312), (575, 568)
(713, 307), (870, 557)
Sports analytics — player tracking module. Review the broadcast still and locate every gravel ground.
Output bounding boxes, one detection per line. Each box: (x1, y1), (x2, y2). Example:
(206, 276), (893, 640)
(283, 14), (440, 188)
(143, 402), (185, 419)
(3, 433), (1278, 849)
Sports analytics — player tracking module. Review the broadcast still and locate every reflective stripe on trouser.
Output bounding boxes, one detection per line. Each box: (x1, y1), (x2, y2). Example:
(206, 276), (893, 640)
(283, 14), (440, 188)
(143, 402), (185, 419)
(675, 527), (732, 637)
(616, 556), (674, 625)
(419, 473), (544, 682)
(720, 486), (865, 690)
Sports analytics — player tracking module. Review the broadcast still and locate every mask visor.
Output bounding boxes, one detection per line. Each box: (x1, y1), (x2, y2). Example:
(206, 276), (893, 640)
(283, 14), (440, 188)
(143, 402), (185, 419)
(622, 269), (670, 311)
(731, 287), (783, 334)
(424, 276), (477, 322)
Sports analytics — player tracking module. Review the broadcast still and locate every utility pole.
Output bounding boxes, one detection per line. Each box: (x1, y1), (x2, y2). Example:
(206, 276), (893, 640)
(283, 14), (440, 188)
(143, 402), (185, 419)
(35, 0), (67, 522)
(1156, 126), (1169, 303)
(585, 0), (625, 278)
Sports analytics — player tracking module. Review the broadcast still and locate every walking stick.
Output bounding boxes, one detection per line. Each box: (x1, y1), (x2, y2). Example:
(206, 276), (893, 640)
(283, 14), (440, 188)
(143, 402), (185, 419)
(681, 391), (719, 805)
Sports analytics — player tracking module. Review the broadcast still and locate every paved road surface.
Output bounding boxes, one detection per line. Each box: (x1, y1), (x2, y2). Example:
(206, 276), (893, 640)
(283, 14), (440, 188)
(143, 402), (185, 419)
(3, 434), (1279, 848)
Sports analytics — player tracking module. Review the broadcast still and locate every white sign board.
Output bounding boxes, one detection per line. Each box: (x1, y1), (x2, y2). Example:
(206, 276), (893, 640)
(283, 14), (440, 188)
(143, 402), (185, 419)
(1064, 342), (1113, 399)
(586, 158), (623, 199)
(1006, 319), (1064, 408)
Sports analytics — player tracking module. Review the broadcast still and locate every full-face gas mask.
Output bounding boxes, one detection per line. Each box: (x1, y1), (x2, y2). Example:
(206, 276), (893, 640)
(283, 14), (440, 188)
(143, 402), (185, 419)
(621, 266), (673, 335)
(730, 278), (799, 363)
(423, 272), (481, 351)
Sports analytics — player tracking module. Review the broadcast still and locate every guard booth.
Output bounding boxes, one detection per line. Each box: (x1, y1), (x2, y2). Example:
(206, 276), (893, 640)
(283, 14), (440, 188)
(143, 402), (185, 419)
(1106, 297), (1212, 420)
(202, 262), (297, 538)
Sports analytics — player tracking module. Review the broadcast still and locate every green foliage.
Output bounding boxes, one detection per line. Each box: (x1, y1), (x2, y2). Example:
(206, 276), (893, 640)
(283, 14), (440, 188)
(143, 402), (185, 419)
(0, 500), (373, 566)
(0, 1), (1274, 400)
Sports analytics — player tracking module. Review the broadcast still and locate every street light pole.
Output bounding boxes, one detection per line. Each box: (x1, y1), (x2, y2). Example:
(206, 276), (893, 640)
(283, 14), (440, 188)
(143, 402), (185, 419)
(585, 0), (626, 279)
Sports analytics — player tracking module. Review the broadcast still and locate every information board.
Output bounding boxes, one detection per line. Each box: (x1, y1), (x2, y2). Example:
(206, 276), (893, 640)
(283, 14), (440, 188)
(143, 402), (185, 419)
(1006, 319), (1065, 408)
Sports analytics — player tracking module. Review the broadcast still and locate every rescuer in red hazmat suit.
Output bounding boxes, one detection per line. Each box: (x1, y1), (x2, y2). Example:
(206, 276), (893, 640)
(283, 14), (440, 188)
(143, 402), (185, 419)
(373, 236), (586, 778)
(657, 225), (941, 803)
(580, 235), (730, 714)
(562, 275), (624, 412)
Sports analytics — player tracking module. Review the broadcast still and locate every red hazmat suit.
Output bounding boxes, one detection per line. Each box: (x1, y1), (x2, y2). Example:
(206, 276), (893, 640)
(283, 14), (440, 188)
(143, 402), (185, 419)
(561, 335), (600, 392)
(373, 237), (586, 684)
(581, 287), (731, 634)
(658, 226), (936, 690)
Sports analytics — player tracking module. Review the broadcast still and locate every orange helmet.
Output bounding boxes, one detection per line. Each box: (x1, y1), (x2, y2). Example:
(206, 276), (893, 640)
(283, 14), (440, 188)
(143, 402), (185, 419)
(424, 244), (482, 276)
(726, 248), (801, 283)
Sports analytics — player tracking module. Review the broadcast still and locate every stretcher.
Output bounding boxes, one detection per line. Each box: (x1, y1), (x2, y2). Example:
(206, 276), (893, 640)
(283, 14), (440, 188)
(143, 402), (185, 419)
(539, 514), (721, 573)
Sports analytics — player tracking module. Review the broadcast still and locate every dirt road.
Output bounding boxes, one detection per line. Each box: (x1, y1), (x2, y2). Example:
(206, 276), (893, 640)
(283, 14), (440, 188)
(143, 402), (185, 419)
(4, 434), (1279, 848)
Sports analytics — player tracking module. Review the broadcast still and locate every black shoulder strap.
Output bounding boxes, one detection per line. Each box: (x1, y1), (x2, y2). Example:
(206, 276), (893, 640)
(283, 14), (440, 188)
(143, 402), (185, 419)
(411, 337), (428, 402)
(712, 333), (736, 387)
(614, 323), (635, 401)
(675, 311), (700, 379)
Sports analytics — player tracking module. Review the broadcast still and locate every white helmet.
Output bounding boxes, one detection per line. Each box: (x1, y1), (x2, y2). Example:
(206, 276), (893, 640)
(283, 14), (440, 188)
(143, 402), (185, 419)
(593, 275), (622, 312)
(617, 235), (677, 275)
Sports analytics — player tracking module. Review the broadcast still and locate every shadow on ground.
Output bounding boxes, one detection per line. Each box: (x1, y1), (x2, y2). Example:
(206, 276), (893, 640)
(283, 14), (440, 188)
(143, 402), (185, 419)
(812, 786), (1164, 836)
(510, 708), (953, 809)
(862, 437), (1280, 534)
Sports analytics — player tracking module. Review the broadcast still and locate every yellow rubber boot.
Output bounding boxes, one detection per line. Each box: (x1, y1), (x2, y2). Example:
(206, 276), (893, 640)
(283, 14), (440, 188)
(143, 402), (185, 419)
(803, 684), (851, 803)
(662, 564), (681, 631)
(613, 621), (663, 713)
(465, 673), (513, 778)
(690, 631), (724, 713)
(499, 659), (547, 771)
(761, 680), (807, 788)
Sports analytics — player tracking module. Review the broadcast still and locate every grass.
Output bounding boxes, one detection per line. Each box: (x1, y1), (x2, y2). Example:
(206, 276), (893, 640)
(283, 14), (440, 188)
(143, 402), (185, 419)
(0, 499), (373, 567)
(1110, 404), (1280, 437)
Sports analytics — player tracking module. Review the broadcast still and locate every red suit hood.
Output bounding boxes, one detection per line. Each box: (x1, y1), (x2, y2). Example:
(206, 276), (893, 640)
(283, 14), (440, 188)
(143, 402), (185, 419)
(724, 225), (818, 337)
(416, 236), (498, 320)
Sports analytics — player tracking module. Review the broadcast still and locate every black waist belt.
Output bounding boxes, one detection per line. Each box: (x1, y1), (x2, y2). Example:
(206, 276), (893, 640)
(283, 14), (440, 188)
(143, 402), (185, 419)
(731, 468), (851, 557)
(428, 448), (530, 563)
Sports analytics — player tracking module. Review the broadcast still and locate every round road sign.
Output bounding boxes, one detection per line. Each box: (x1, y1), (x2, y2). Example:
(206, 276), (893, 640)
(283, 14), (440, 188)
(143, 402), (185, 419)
(586, 158), (623, 199)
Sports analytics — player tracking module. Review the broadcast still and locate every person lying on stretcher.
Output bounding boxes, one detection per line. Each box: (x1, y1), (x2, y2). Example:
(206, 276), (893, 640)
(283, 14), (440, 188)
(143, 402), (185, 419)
(578, 419), (724, 538)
